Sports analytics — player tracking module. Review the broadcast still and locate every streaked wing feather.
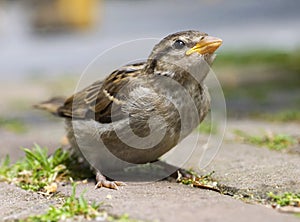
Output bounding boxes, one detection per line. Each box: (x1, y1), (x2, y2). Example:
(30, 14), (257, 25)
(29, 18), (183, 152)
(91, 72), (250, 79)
(58, 62), (146, 122)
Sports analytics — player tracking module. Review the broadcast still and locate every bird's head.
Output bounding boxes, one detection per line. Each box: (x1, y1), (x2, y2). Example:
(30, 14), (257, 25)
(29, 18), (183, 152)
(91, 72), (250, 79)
(146, 30), (222, 82)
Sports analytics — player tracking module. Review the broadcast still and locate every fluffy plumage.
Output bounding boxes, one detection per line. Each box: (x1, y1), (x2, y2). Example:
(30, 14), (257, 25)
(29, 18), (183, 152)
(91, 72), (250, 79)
(35, 30), (222, 189)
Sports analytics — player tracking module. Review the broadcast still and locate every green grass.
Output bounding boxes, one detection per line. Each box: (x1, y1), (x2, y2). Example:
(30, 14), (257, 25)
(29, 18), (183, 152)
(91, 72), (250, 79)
(215, 50), (300, 114)
(0, 144), (72, 192)
(0, 117), (27, 134)
(252, 110), (300, 123)
(0, 147), (140, 222)
(24, 183), (104, 222)
(197, 120), (218, 135)
(24, 185), (141, 222)
(215, 50), (300, 72)
(234, 130), (297, 150)
(223, 85), (270, 102)
(268, 192), (300, 208)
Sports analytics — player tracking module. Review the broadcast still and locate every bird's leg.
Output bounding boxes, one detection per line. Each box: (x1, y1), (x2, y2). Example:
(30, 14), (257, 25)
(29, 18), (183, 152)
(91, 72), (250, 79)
(95, 170), (126, 190)
(60, 135), (70, 147)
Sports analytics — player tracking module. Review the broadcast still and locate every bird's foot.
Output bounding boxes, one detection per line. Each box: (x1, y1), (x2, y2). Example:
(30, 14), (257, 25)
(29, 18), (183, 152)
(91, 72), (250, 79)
(95, 180), (126, 190)
(95, 171), (126, 190)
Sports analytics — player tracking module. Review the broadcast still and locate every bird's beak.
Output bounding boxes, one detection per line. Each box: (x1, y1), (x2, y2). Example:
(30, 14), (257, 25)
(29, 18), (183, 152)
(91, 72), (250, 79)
(186, 36), (223, 56)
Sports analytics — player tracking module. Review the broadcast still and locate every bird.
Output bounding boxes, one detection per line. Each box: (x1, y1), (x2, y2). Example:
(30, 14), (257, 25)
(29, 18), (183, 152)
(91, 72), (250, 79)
(35, 30), (222, 189)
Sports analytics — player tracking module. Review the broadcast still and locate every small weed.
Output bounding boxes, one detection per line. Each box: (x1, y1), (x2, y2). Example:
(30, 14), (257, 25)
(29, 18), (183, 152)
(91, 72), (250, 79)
(177, 170), (220, 192)
(0, 144), (72, 192)
(234, 130), (297, 150)
(24, 183), (104, 222)
(0, 117), (27, 134)
(267, 192), (300, 208)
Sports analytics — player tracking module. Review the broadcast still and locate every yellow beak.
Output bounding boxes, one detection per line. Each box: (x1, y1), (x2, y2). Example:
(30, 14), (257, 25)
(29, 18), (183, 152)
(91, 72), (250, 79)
(186, 36), (223, 55)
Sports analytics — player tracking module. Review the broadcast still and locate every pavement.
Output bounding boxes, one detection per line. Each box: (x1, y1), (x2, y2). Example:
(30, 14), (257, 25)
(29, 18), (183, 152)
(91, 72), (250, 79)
(0, 113), (300, 221)
(0, 79), (300, 221)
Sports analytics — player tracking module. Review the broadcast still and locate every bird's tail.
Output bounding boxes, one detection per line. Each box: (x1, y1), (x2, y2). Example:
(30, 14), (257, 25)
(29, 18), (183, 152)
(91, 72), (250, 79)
(33, 97), (66, 116)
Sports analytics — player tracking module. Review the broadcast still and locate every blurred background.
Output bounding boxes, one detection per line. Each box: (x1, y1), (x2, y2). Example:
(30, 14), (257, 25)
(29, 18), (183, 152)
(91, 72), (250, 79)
(0, 0), (300, 159)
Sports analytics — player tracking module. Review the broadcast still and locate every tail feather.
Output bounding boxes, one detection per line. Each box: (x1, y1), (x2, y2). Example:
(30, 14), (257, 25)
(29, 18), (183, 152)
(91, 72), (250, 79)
(34, 97), (66, 116)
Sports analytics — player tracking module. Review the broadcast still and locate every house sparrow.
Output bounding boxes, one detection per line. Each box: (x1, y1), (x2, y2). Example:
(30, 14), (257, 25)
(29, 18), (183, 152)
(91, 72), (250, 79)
(35, 30), (222, 189)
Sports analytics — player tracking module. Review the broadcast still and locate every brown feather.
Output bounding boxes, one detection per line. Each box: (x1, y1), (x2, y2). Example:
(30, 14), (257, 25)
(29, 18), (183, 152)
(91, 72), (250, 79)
(57, 63), (145, 122)
(34, 97), (66, 115)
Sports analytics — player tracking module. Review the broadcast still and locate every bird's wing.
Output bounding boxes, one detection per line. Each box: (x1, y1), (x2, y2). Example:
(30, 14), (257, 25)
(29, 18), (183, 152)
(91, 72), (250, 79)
(58, 62), (146, 123)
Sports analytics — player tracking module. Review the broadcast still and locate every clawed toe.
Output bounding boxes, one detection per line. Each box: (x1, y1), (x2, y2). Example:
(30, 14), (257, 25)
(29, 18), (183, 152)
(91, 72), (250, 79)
(95, 170), (126, 190)
(95, 180), (126, 190)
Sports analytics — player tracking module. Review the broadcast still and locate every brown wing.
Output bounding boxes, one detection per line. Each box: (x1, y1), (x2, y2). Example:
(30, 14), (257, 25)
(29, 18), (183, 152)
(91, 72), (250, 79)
(58, 62), (146, 123)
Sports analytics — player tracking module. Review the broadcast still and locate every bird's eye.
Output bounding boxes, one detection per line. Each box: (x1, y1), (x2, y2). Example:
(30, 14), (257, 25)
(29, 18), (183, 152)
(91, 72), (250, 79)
(173, 40), (185, 50)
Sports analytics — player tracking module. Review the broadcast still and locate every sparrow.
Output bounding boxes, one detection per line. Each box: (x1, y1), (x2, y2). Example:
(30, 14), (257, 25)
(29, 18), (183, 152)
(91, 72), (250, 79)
(35, 30), (222, 189)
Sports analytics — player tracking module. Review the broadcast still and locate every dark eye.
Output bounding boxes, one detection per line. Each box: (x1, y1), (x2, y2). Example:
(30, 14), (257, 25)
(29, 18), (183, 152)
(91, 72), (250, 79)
(173, 40), (185, 50)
